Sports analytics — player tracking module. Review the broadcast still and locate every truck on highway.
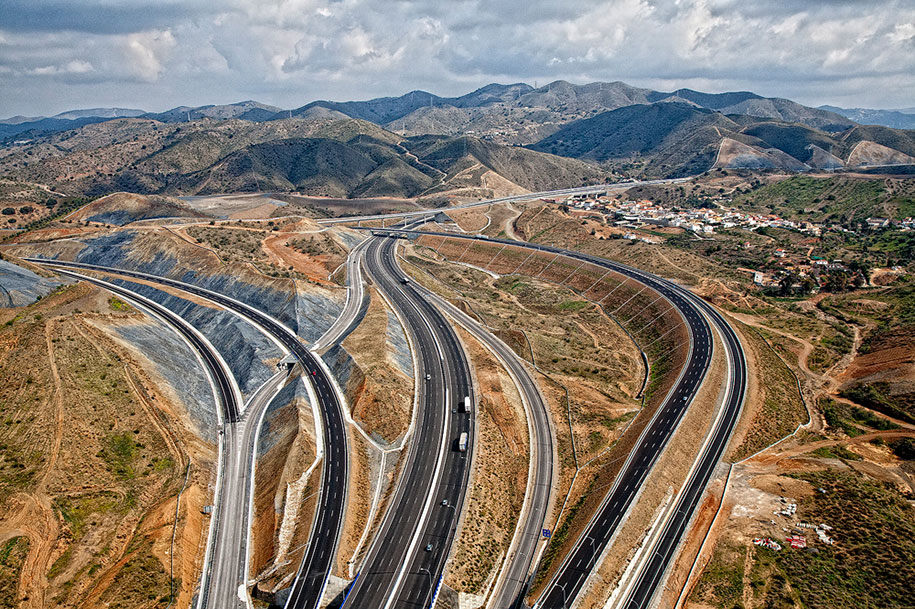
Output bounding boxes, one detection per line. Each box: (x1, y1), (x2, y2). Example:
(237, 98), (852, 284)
(460, 396), (471, 413)
(457, 432), (468, 452)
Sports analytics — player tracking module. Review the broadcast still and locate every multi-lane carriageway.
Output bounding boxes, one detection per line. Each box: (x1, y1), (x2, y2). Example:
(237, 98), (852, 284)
(30, 212), (745, 609)
(360, 228), (746, 609)
(340, 235), (475, 609)
(26, 257), (348, 609)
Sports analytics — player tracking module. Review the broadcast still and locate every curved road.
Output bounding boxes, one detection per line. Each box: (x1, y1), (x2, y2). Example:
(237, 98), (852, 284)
(39, 267), (248, 609)
(341, 236), (474, 609)
(313, 236), (370, 353)
(406, 275), (554, 609)
(28, 257), (348, 609)
(356, 230), (745, 609)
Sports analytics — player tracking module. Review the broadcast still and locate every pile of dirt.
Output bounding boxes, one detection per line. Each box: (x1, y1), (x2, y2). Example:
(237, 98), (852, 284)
(69, 192), (209, 226)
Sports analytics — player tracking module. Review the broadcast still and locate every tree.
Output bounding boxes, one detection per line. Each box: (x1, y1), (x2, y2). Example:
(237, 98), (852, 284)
(1, 207), (14, 215)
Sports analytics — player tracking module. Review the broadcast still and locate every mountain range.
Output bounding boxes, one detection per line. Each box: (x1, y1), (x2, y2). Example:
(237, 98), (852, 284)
(0, 80), (875, 142)
(819, 105), (915, 130)
(2, 81), (914, 201)
(0, 116), (605, 200)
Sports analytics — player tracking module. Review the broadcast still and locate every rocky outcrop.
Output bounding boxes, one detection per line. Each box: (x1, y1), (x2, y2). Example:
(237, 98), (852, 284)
(0, 258), (65, 307)
(108, 277), (282, 399)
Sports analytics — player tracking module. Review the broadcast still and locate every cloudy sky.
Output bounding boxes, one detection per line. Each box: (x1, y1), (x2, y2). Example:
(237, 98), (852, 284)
(1, 0), (914, 117)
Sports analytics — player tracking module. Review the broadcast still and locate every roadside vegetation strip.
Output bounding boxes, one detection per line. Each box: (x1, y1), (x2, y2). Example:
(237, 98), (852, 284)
(34, 266), (237, 608)
(728, 323), (808, 461)
(372, 229), (743, 608)
(394, 232), (695, 597)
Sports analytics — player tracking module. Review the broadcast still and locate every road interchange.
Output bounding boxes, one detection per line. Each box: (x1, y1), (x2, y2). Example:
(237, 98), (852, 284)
(28, 191), (745, 609)
(27, 257), (348, 609)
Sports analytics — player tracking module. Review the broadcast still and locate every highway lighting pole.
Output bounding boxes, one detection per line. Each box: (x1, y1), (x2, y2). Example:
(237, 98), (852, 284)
(587, 536), (597, 569)
(419, 567), (434, 609)
(559, 582), (569, 609)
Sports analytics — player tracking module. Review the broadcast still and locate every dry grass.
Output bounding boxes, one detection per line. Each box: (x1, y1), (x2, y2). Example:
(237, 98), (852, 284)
(0, 283), (197, 609)
(399, 237), (695, 599)
(446, 328), (528, 594)
(728, 323), (808, 461)
(341, 288), (414, 444)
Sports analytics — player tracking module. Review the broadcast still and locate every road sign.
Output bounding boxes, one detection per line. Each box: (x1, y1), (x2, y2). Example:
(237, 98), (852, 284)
(542, 529), (551, 539)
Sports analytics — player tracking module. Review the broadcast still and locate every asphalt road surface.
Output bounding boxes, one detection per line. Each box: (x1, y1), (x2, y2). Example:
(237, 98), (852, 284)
(28, 258), (348, 609)
(407, 277), (554, 609)
(317, 179), (691, 226)
(352, 231), (745, 609)
(313, 236), (370, 353)
(341, 236), (473, 609)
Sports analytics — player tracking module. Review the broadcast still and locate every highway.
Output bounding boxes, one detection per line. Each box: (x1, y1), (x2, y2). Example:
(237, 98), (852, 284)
(28, 257), (349, 609)
(355, 229), (745, 609)
(404, 274), (555, 609)
(37, 268), (247, 608)
(313, 236), (370, 353)
(316, 179), (691, 226)
(341, 235), (474, 609)
(205, 369), (290, 609)
(620, 288), (745, 609)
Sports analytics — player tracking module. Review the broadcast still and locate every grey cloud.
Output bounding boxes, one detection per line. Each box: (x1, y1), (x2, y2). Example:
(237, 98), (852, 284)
(0, 0), (218, 34)
(0, 0), (913, 116)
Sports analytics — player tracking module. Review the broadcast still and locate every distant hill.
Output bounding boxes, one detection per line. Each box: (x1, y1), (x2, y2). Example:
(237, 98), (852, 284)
(0, 108), (146, 140)
(52, 108), (145, 121)
(820, 105), (915, 130)
(647, 89), (851, 131)
(321, 80), (853, 143)
(527, 102), (915, 177)
(140, 101), (282, 123)
(2, 80), (860, 145)
(0, 115), (607, 200)
(4, 82), (915, 189)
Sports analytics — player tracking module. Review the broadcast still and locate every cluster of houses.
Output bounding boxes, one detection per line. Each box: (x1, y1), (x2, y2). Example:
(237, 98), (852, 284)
(558, 195), (884, 293)
(563, 194), (915, 236)
(751, 252), (863, 290)
(563, 195), (828, 236)
(865, 216), (915, 230)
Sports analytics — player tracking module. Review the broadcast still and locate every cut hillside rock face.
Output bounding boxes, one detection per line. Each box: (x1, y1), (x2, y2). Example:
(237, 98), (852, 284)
(714, 138), (809, 171)
(847, 140), (915, 167)
(104, 316), (217, 441)
(12, 229), (345, 342)
(251, 376), (318, 589)
(107, 277), (282, 399)
(385, 310), (413, 378)
(0, 258), (66, 307)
